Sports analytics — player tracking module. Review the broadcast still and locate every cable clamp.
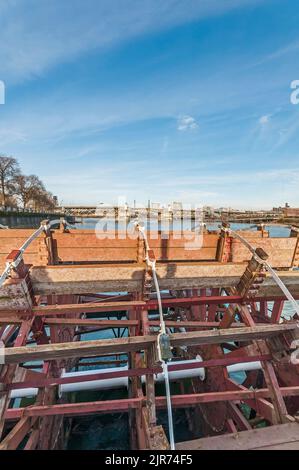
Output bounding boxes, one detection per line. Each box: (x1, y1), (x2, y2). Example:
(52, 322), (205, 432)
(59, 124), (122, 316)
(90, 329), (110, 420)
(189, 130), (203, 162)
(157, 332), (173, 363)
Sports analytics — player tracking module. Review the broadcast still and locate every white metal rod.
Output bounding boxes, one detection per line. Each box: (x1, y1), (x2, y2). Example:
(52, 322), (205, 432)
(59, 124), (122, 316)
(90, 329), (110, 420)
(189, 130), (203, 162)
(10, 359), (261, 399)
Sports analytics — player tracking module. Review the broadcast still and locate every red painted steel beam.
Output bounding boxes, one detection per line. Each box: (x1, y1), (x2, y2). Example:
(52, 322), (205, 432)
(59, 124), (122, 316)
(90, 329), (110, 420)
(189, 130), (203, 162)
(81, 293), (133, 301)
(31, 301), (145, 316)
(5, 355), (271, 391)
(155, 386), (299, 407)
(0, 417), (33, 450)
(6, 398), (143, 419)
(44, 319), (258, 329)
(0, 318), (23, 325)
(5, 386), (299, 420)
(25, 294), (299, 317)
(225, 377), (276, 424)
(146, 295), (299, 308)
(2, 294), (298, 318)
(45, 318), (139, 327)
(271, 301), (285, 323)
(149, 321), (263, 329)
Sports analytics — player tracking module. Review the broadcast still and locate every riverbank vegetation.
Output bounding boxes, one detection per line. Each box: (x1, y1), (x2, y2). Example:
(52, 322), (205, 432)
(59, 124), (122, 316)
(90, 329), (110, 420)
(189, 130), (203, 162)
(0, 155), (57, 212)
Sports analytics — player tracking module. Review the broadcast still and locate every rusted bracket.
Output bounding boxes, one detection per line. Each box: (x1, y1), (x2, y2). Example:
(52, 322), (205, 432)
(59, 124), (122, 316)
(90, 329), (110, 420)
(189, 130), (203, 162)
(39, 219), (55, 265)
(5, 250), (29, 279)
(216, 222), (232, 262)
(220, 252), (268, 327)
(0, 251), (34, 311)
(237, 248), (268, 298)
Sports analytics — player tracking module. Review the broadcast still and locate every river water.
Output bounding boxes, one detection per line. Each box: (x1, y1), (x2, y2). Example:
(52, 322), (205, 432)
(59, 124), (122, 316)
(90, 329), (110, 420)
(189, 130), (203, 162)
(0, 214), (292, 237)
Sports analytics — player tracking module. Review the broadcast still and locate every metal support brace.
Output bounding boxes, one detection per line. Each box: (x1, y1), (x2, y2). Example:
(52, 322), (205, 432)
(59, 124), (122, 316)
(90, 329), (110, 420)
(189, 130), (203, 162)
(237, 248), (268, 298)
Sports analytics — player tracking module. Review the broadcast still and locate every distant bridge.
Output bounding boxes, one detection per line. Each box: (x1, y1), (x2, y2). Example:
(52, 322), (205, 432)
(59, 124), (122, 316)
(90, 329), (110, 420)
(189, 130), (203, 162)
(59, 206), (283, 223)
(59, 206), (100, 217)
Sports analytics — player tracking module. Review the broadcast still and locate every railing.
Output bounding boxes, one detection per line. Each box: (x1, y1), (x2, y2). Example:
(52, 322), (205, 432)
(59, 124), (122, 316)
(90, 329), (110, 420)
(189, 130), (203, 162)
(0, 207), (63, 215)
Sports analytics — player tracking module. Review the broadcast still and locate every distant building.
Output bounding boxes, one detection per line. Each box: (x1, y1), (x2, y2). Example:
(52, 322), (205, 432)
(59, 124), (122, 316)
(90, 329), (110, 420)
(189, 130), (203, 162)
(283, 207), (299, 218)
(203, 206), (214, 217)
(217, 207), (233, 213)
(171, 201), (183, 211)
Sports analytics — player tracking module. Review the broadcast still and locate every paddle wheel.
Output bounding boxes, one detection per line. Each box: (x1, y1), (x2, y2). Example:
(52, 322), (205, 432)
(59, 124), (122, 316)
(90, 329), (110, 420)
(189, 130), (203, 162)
(0, 220), (299, 450)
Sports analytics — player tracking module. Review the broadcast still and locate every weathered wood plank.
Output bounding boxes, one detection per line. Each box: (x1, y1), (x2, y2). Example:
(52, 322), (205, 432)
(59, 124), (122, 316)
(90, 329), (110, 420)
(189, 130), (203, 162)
(45, 318), (139, 327)
(176, 423), (299, 450)
(169, 323), (298, 348)
(29, 264), (146, 295)
(32, 300), (146, 315)
(21, 263), (299, 297)
(231, 238), (297, 268)
(0, 278), (33, 311)
(3, 335), (155, 363)
(1, 229), (298, 272)
(2, 323), (297, 364)
(0, 417), (33, 450)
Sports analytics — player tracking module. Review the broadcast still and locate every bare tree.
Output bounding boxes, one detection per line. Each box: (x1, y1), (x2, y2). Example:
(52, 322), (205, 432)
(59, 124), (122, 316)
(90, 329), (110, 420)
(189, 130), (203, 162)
(0, 155), (20, 209)
(31, 188), (56, 211)
(1, 156), (57, 213)
(14, 174), (46, 210)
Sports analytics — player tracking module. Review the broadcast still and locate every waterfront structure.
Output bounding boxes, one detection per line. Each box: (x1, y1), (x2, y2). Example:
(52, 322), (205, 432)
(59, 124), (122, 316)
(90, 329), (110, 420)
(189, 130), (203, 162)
(57, 204), (286, 223)
(283, 207), (299, 218)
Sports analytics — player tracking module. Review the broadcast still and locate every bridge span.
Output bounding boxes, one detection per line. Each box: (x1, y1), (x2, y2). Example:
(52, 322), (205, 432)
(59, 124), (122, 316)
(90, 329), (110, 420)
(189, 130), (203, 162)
(58, 205), (283, 223)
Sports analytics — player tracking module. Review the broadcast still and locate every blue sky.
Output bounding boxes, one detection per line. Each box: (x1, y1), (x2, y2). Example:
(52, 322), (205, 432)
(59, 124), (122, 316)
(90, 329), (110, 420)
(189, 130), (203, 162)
(1, 0), (299, 208)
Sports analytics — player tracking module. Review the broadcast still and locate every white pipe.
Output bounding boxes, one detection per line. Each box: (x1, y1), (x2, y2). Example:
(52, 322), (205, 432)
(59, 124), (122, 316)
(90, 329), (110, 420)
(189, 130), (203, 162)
(227, 361), (261, 373)
(12, 387), (39, 398)
(10, 359), (261, 399)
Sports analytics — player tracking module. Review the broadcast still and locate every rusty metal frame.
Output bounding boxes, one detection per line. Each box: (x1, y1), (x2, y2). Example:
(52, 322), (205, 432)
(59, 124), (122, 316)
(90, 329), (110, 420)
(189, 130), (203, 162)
(1, 226), (299, 449)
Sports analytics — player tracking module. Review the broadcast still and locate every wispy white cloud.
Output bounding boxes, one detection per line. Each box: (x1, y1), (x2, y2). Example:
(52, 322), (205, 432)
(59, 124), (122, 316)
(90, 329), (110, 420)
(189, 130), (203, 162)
(157, 168), (299, 187)
(252, 39), (299, 68)
(1, 0), (295, 209)
(161, 137), (169, 153)
(0, 126), (28, 145)
(259, 114), (270, 125)
(266, 107), (299, 151)
(177, 115), (198, 131)
(0, 0), (265, 83)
